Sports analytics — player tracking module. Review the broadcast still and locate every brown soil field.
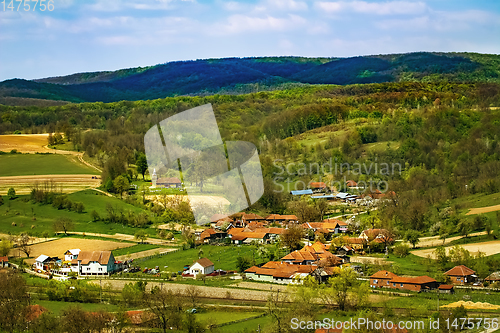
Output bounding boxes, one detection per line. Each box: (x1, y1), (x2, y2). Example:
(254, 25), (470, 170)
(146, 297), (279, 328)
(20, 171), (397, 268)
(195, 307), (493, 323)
(62, 232), (176, 246)
(441, 300), (500, 310)
(147, 195), (230, 208)
(0, 174), (100, 195)
(466, 204), (500, 215)
(412, 240), (500, 258)
(0, 134), (52, 153)
(416, 231), (486, 248)
(11, 237), (133, 265)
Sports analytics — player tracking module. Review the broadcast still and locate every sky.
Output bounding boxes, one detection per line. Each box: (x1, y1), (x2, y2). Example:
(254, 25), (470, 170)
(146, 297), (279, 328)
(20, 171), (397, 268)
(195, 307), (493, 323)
(0, 0), (499, 81)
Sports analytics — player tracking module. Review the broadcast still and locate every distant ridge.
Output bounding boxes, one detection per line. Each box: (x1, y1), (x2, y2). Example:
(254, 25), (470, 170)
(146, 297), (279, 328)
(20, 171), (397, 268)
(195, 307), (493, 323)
(1, 52), (499, 104)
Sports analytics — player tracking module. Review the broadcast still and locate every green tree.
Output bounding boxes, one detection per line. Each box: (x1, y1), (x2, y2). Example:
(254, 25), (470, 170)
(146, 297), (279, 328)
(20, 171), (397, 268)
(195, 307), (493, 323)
(54, 217), (74, 235)
(7, 188), (15, 200)
(0, 239), (12, 257)
(0, 271), (29, 332)
(393, 243), (410, 257)
(134, 230), (147, 244)
(113, 175), (130, 199)
(280, 224), (305, 251)
(404, 230), (421, 248)
(321, 267), (368, 311)
(236, 256), (251, 273)
(136, 153), (148, 180)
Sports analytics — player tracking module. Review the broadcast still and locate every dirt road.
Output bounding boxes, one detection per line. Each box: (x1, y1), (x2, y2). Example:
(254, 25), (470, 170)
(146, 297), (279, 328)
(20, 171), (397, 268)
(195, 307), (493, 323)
(61, 231), (177, 246)
(416, 231), (487, 248)
(466, 204), (500, 215)
(115, 248), (177, 261)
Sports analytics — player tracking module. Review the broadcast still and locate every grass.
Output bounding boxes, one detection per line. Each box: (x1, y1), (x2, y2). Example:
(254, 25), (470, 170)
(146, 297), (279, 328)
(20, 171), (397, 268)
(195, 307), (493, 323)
(111, 244), (161, 257)
(33, 300), (120, 315)
(0, 154), (99, 176)
(138, 244), (267, 273)
(0, 190), (154, 236)
(219, 314), (272, 333)
(386, 254), (439, 277)
(196, 310), (264, 325)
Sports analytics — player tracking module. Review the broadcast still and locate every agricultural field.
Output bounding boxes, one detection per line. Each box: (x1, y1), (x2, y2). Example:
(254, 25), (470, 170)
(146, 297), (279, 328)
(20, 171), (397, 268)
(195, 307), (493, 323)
(0, 190), (153, 236)
(0, 134), (52, 153)
(0, 154), (99, 177)
(12, 237), (133, 264)
(412, 240), (500, 258)
(138, 244), (267, 273)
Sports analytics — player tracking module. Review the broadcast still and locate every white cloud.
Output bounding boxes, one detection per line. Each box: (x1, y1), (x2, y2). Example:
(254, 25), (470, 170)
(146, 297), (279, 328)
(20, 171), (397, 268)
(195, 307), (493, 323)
(264, 0), (308, 11)
(315, 1), (427, 15)
(376, 10), (500, 32)
(212, 14), (307, 35)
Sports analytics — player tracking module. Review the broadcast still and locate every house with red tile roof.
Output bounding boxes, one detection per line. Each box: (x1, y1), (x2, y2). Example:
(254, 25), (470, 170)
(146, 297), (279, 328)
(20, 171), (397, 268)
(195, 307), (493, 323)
(199, 228), (227, 243)
(266, 214), (299, 225)
(156, 177), (182, 188)
(444, 265), (477, 284)
(0, 256), (9, 268)
(370, 270), (438, 292)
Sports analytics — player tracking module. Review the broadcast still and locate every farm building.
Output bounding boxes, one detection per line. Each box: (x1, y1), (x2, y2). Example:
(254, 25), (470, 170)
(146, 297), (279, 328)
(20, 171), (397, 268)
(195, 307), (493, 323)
(438, 285), (455, 294)
(370, 270), (438, 292)
(77, 251), (117, 276)
(156, 177), (182, 188)
(444, 265), (477, 285)
(485, 272), (500, 283)
(0, 256), (8, 268)
(188, 258), (214, 277)
(266, 214), (299, 224)
(35, 255), (60, 271)
(64, 249), (80, 261)
(245, 261), (336, 284)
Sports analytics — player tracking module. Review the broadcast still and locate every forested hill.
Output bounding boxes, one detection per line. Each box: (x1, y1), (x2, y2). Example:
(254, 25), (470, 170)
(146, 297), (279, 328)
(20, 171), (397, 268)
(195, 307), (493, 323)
(1, 52), (500, 104)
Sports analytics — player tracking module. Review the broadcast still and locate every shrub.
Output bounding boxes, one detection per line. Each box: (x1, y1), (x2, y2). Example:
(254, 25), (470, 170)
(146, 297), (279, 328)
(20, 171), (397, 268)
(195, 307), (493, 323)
(393, 243), (410, 258)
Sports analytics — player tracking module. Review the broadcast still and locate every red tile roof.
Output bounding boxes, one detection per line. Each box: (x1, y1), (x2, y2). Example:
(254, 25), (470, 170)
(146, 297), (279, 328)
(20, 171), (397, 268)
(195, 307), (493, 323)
(438, 284), (454, 290)
(157, 177), (181, 184)
(370, 270), (398, 280)
(310, 182), (327, 188)
(445, 265), (476, 277)
(391, 275), (437, 285)
(0, 256), (8, 262)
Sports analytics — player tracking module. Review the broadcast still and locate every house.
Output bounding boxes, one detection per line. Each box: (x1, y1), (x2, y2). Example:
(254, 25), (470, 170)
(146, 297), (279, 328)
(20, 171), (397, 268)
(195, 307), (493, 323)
(438, 285), (455, 294)
(310, 182), (327, 192)
(389, 275), (438, 292)
(266, 214), (299, 225)
(156, 177), (182, 188)
(35, 255), (60, 271)
(370, 270), (438, 292)
(304, 221), (348, 235)
(345, 238), (366, 251)
(245, 261), (332, 284)
(77, 251), (116, 276)
(0, 256), (8, 268)
(188, 258), (214, 277)
(369, 270), (398, 288)
(346, 180), (357, 188)
(485, 272), (500, 283)
(359, 229), (393, 245)
(444, 265), (477, 285)
(199, 229), (227, 243)
(281, 241), (342, 266)
(64, 249), (80, 261)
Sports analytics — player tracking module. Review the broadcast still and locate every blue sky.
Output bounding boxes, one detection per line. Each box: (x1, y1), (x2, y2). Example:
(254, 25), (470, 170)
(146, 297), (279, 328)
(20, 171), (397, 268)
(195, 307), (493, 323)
(0, 0), (499, 80)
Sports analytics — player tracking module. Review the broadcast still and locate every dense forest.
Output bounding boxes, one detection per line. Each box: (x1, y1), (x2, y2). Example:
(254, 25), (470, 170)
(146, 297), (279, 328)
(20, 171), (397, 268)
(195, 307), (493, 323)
(1, 52), (500, 104)
(1, 81), (500, 238)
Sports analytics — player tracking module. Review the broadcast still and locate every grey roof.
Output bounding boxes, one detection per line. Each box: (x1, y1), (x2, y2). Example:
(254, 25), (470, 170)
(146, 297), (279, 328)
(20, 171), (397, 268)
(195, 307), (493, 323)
(336, 192), (350, 199)
(291, 189), (313, 195)
(310, 194), (335, 199)
(35, 255), (50, 262)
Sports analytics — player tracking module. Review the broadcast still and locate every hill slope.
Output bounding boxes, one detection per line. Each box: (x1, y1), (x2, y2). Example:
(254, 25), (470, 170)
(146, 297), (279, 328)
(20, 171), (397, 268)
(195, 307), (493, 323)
(1, 52), (499, 104)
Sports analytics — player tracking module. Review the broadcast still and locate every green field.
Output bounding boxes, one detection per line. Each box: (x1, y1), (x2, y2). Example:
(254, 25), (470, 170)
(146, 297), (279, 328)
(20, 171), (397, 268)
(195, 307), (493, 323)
(138, 244), (267, 273)
(111, 244), (161, 257)
(33, 300), (121, 315)
(195, 310), (264, 325)
(218, 314), (272, 333)
(0, 154), (99, 176)
(0, 189), (155, 236)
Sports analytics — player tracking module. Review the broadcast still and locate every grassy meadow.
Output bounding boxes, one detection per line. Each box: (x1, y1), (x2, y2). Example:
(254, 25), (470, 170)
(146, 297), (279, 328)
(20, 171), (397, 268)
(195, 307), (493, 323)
(0, 153), (99, 176)
(0, 189), (154, 236)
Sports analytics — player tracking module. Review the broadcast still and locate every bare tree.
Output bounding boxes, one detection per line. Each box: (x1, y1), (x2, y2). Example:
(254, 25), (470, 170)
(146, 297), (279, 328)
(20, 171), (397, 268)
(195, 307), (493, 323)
(18, 233), (32, 257)
(53, 217), (74, 235)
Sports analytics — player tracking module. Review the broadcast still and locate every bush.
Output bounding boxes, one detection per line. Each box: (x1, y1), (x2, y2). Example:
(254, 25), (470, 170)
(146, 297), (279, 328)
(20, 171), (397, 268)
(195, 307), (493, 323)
(393, 243), (410, 258)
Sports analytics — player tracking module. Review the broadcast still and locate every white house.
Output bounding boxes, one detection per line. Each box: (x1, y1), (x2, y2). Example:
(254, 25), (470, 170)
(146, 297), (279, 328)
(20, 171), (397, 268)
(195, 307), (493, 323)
(77, 251), (116, 276)
(64, 249), (80, 261)
(35, 255), (50, 271)
(188, 258), (214, 277)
